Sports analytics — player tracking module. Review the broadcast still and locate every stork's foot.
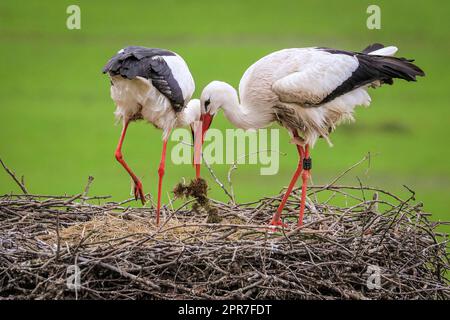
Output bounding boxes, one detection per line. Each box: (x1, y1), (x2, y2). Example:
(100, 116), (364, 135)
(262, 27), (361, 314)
(133, 180), (146, 205)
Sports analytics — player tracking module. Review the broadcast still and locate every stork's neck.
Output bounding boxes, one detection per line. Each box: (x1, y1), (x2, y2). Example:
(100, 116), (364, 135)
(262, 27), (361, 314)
(219, 83), (264, 130)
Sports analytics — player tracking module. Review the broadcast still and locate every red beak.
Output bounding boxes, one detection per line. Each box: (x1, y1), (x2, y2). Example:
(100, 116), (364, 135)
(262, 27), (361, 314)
(200, 113), (213, 144)
(194, 113), (214, 179)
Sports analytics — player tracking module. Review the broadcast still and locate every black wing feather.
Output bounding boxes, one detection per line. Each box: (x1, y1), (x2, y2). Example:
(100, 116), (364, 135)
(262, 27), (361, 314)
(319, 48), (425, 105)
(102, 46), (185, 112)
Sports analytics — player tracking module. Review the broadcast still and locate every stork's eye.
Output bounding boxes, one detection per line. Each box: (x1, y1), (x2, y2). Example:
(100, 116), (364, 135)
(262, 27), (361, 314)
(205, 99), (211, 108)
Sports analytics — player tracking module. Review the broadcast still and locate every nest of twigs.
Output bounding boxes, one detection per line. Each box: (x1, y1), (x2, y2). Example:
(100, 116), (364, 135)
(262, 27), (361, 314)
(0, 179), (449, 300)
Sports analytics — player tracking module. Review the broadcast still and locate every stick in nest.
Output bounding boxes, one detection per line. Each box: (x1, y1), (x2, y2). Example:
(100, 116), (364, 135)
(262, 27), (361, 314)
(0, 157), (28, 194)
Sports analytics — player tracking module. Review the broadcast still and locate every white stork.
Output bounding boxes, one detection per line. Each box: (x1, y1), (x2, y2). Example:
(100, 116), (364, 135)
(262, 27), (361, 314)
(102, 46), (200, 225)
(198, 43), (425, 228)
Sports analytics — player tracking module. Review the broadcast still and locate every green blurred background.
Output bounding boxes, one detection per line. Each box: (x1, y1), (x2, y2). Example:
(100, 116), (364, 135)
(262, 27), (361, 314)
(1, 0), (449, 228)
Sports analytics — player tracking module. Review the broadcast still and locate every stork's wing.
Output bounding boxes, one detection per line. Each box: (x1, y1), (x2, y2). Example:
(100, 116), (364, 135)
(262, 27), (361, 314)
(272, 48), (424, 106)
(102, 46), (186, 112)
(272, 51), (358, 106)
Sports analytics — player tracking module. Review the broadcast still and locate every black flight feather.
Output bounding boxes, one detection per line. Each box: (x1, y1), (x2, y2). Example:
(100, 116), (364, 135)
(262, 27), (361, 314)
(102, 46), (185, 112)
(319, 48), (425, 105)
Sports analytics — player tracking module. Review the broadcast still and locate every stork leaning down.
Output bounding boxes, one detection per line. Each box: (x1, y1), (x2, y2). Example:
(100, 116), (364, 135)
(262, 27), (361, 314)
(102, 46), (200, 225)
(198, 44), (425, 228)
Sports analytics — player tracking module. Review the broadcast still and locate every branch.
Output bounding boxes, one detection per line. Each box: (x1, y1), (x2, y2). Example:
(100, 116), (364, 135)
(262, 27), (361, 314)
(202, 154), (235, 203)
(0, 157), (28, 194)
(227, 149), (286, 203)
(315, 152), (375, 193)
(81, 176), (94, 203)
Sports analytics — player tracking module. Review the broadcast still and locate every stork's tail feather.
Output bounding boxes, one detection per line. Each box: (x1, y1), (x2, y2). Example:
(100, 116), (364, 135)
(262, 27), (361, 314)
(362, 43), (398, 57)
(359, 54), (425, 84)
(360, 43), (425, 81)
(362, 43), (385, 54)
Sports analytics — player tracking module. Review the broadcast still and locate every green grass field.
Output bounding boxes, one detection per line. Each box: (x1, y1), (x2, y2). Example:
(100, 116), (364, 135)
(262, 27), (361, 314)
(1, 0), (449, 230)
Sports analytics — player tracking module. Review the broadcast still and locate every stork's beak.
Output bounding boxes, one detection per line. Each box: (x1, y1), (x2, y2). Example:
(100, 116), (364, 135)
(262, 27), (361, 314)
(194, 112), (214, 179)
(200, 112), (214, 143)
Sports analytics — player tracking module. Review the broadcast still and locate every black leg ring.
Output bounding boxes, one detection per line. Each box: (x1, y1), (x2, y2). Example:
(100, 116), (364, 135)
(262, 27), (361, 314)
(303, 157), (312, 170)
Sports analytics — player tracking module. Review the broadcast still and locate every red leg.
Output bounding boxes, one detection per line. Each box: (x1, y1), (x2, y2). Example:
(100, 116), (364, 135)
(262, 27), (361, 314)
(156, 137), (169, 226)
(115, 120), (145, 204)
(270, 130), (305, 226)
(298, 144), (311, 227)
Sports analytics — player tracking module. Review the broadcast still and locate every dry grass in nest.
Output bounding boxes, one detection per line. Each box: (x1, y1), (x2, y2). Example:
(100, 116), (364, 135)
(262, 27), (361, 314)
(39, 213), (205, 246)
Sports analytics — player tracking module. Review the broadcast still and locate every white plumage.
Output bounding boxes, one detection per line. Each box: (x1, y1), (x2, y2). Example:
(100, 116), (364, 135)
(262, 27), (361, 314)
(110, 75), (199, 139)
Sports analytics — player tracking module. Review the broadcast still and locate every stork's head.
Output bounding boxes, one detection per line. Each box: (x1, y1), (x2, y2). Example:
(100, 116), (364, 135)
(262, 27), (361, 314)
(194, 81), (238, 178)
(199, 81), (236, 138)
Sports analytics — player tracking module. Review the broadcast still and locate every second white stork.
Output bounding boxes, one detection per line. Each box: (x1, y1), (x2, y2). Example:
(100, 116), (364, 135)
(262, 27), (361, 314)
(102, 46), (200, 225)
(197, 43), (425, 228)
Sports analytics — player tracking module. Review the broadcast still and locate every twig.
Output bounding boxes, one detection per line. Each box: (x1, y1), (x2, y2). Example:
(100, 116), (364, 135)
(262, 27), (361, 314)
(227, 149), (286, 203)
(82, 176), (94, 201)
(0, 157), (28, 194)
(202, 154), (234, 203)
(55, 210), (61, 261)
(316, 152), (373, 192)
